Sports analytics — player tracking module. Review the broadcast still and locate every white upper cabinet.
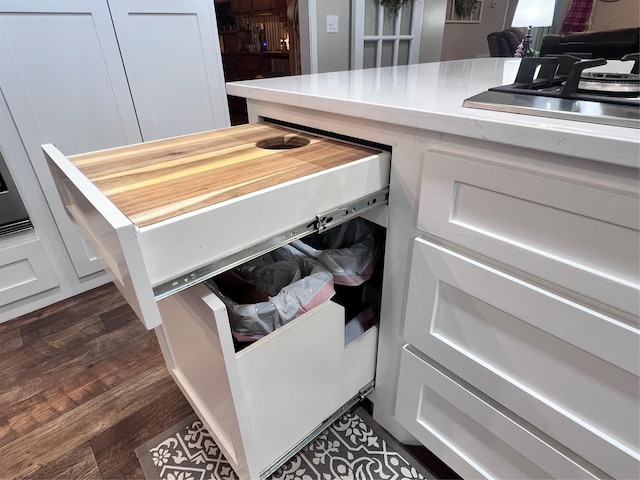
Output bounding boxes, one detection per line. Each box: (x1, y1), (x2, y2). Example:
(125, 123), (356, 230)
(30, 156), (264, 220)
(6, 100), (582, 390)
(0, 0), (144, 279)
(108, 0), (230, 140)
(0, 0), (144, 154)
(0, 0), (230, 280)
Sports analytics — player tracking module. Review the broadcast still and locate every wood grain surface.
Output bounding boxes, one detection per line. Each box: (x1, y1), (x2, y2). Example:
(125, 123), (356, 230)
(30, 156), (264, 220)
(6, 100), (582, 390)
(69, 123), (381, 227)
(0, 283), (193, 479)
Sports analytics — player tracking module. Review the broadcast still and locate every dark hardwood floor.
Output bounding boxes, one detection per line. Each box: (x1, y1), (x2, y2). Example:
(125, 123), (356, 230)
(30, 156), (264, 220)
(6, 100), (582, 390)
(0, 283), (193, 479)
(0, 283), (458, 479)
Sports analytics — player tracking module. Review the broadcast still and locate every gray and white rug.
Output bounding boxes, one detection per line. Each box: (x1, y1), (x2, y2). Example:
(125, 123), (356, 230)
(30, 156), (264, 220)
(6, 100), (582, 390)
(136, 406), (433, 480)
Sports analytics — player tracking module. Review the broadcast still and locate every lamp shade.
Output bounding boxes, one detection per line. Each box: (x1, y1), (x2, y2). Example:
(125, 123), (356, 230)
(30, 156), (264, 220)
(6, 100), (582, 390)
(511, 0), (556, 27)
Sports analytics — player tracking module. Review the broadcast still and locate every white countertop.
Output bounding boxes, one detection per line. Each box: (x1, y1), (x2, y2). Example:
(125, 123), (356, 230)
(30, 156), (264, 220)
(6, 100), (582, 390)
(226, 58), (639, 169)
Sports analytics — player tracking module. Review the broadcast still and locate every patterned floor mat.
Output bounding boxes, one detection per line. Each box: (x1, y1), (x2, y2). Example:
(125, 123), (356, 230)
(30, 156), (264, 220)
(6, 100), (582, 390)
(135, 406), (433, 480)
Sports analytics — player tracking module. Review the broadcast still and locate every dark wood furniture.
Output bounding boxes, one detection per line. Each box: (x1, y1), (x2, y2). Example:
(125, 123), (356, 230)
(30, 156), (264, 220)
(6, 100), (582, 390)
(223, 51), (290, 124)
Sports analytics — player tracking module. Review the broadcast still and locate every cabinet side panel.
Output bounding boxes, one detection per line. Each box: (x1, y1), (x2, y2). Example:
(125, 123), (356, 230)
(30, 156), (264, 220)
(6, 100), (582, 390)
(44, 145), (161, 330)
(157, 285), (253, 478)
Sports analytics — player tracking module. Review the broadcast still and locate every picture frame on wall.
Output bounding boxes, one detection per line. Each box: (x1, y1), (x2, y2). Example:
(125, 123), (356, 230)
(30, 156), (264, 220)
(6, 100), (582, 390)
(446, 0), (483, 23)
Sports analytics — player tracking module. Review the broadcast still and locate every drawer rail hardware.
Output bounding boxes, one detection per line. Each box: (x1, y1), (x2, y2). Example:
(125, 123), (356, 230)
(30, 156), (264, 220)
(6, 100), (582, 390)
(153, 188), (389, 301)
(316, 189), (388, 232)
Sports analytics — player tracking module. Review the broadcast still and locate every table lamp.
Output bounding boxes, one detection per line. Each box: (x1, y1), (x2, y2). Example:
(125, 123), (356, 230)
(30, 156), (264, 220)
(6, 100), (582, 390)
(511, 0), (556, 57)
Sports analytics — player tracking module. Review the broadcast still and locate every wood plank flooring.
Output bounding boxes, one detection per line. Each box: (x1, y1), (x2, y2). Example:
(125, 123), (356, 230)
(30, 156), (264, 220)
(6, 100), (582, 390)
(0, 283), (193, 479)
(0, 283), (458, 479)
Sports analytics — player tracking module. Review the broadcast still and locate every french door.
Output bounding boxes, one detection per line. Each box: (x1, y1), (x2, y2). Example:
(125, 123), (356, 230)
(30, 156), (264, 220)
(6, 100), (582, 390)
(352, 0), (424, 69)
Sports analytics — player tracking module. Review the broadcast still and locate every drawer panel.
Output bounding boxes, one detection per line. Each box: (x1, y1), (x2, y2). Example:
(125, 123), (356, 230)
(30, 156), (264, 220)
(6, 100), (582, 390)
(403, 238), (640, 479)
(157, 284), (378, 479)
(395, 346), (602, 479)
(43, 122), (390, 329)
(418, 149), (639, 319)
(0, 236), (59, 306)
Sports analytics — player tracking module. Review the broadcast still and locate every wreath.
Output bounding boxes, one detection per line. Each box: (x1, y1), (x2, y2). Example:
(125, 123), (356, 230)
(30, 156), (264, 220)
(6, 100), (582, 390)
(380, 0), (410, 14)
(455, 0), (478, 18)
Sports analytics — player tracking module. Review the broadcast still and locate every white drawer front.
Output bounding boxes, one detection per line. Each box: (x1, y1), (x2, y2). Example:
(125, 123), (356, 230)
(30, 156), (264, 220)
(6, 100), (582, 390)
(0, 237), (59, 306)
(403, 238), (640, 479)
(157, 284), (377, 479)
(418, 149), (640, 319)
(395, 346), (603, 479)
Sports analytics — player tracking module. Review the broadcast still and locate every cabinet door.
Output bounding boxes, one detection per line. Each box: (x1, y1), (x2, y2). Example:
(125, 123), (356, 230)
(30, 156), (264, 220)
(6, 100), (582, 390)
(0, 0), (143, 279)
(108, 0), (230, 141)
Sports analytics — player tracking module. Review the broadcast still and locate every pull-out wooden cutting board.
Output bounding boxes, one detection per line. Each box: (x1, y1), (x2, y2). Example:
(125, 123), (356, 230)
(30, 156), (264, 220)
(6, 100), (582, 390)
(44, 121), (390, 329)
(69, 122), (381, 227)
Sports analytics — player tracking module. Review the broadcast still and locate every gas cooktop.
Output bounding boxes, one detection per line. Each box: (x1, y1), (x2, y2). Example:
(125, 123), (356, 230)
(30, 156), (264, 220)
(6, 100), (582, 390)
(464, 54), (640, 129)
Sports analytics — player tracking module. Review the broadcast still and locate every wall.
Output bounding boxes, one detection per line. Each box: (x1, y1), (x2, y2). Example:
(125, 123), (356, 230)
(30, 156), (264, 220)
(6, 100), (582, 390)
(590, 0), (639, 31)
(304, 0), (449, 74)
(315, 0), (352, 73)
(552, 0), (639, 33)
(419, 0), (448, 62)
(441, 0), (517, 60)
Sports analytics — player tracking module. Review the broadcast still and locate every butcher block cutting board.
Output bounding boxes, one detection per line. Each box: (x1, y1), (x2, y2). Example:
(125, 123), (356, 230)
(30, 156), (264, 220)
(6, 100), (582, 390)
(68, 122), (382, 228)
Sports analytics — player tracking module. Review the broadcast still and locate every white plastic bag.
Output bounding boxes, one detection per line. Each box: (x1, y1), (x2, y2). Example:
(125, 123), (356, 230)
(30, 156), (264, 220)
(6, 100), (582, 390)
(206, 245), (334, 342)
(291, 218), (380, 286)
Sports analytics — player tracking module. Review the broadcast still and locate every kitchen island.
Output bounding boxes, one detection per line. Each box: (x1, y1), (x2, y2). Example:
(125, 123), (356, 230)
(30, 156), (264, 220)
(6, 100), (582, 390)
(227, 57), (640, 479)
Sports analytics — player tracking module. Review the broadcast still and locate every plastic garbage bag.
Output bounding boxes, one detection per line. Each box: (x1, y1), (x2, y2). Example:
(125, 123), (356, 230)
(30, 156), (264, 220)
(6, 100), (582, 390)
(206, 244), (334, 342)
(291, 218), (380, 286)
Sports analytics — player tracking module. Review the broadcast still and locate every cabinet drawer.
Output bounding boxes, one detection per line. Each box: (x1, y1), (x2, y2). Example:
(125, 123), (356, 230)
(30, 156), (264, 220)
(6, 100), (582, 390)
(395, 346), (602, 479)
(43, 122), (390, 329)
(156, 284), (378, 480)
(403, 238), (639, 479)
(418, 149), (639, 319)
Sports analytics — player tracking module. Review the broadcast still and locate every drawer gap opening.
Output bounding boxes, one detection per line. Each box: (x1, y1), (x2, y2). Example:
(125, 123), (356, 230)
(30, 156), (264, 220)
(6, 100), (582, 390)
(262, 117), (392, 153)
(206, 217), (386, 354)
(153, 189), (388, 302)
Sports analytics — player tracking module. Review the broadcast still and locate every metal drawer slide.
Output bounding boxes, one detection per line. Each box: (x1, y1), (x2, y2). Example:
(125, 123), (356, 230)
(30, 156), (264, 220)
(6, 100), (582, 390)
(153, 188), (388, 300)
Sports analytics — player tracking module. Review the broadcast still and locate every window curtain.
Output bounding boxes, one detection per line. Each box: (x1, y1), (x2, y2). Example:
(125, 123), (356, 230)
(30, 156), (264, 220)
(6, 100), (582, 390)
(561, 0), (595, 33)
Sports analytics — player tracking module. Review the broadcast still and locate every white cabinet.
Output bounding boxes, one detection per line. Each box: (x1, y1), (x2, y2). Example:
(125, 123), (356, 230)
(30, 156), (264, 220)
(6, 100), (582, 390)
(398, 143), (640, 479)
(416, 148), (640, 320)
(402, 238), (637, 478)
(0, 0), (230, 317)
(107, 0), (229, 141)
(209, 96), (640, 480)
(0, 0), (143, 279)
(0, 234), (58, 309)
